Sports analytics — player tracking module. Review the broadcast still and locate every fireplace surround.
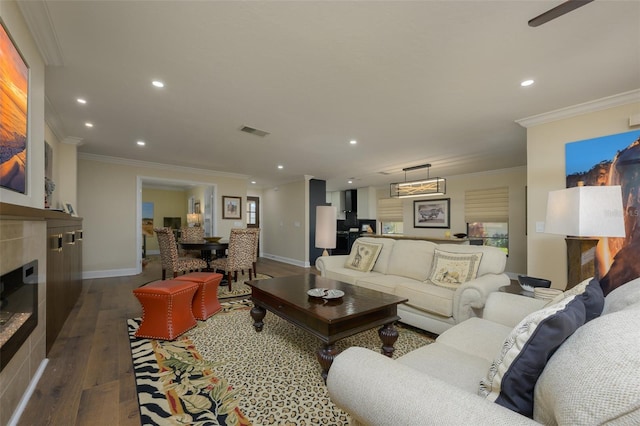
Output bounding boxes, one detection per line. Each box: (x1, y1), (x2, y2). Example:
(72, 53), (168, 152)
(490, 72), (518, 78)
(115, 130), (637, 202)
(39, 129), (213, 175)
(0, 259), (38, 372)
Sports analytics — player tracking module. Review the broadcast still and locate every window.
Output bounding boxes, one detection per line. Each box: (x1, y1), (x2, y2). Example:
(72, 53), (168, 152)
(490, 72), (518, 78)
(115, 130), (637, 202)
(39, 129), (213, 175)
(465, 187), (509, 255)
(467, 222), (509, 254)
(377, 198), (404, 234)
(246, 197), (259, 227)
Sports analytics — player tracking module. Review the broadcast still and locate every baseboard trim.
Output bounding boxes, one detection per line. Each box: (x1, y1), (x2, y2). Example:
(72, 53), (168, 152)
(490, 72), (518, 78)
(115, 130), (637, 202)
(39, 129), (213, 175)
(261, 253), (309, 268)
(8, 358), (49, 426)
(83, 268), (139, 279)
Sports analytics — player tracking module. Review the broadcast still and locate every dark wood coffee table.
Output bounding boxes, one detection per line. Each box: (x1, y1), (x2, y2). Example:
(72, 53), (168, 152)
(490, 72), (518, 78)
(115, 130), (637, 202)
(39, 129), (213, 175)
(245, 274), (408, 381)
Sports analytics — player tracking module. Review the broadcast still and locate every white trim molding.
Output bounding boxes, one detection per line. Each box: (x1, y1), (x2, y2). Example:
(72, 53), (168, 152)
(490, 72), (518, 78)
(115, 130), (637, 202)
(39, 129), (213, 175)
(516, 89), (640, 128)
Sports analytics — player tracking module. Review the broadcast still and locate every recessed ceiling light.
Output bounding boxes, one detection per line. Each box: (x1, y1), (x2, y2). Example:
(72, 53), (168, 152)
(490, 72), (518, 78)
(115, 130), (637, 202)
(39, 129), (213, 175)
(277, 165), (284, 169)
(152, 80), (165, 88)
(85, 122), (93, 128)
(350, 140), (357, 145)
(137, 140), (145, 146)
(251, 180), (256, 184)
(77, 98), (87, 104)
(521, 79), (534, 87)
(348, 180), (353, 184)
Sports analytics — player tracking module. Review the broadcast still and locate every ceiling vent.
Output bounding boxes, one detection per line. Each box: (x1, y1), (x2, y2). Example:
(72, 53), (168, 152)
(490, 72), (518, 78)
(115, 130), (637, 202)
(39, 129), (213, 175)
(240, 125), (270, 137)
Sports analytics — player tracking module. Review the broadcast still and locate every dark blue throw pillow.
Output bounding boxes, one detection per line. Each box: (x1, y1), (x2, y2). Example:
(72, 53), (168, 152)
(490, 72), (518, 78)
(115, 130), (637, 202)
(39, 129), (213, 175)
(479, 295), (586, 418)
(579, 278), (605, 322)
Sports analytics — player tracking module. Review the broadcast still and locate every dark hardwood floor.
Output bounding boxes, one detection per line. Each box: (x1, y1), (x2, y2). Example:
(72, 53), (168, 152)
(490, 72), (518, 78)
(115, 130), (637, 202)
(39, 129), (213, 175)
(18, 257), (315, 426)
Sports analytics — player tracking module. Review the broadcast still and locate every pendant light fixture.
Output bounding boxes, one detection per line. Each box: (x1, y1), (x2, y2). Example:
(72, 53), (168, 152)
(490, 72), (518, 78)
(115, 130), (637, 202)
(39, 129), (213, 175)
(390, 163), (446, 198)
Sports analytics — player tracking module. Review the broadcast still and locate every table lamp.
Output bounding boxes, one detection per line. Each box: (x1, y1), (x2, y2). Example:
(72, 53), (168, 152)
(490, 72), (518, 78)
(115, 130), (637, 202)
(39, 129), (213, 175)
(187, 213), (201, 227)
(315, 206), (337, 256)
(544, 185), (625, 289)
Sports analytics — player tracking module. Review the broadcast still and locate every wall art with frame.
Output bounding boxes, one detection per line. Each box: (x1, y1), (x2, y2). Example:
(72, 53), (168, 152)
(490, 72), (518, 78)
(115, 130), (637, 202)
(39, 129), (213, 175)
(0, 20), (30, 194)
(565, 129), (640, 294)
(414, 198), (450, 228)
(222, 196), (241, 219)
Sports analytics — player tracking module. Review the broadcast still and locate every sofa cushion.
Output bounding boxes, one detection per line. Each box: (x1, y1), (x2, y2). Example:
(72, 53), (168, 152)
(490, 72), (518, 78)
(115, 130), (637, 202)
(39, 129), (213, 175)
(322, 268), (384, 286)
(429, 249), (483, 289)
(397, 343), (492, 393)
(602, 276), (640, 315)
(344, 240), (383, 272)
(479, 295), (586, 418)
(436, 317), (513, 364)
(357, 237), (396, 274)
(545, 277), (604, 322)
(534, 307), (640, 425)
(386, 240), (437, 281)
(353, 274), (409, 295)
(395, 280), (455, 317)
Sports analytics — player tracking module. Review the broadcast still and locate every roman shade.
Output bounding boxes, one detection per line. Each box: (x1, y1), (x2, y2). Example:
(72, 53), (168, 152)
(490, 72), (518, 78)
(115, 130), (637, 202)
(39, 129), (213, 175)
(465, 187), (509, 223)
(377, 198), (403, 222)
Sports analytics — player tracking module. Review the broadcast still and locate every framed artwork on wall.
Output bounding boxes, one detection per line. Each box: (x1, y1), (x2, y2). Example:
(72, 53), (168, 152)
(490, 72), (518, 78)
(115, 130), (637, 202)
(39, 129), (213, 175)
(222, 196), (241, 219)
(0, 20), (30, 194)
(413, 198), (450, 228)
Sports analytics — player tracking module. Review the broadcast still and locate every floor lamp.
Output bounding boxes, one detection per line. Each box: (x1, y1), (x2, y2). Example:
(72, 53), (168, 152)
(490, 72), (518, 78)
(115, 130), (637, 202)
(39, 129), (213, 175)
(315, 206), (337, 256)
(544, 185), (626, 290)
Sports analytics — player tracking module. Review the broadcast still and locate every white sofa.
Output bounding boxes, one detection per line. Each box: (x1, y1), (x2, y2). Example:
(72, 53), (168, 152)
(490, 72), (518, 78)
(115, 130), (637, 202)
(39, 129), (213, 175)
(327, 277), (640, 425)
(315, 237), (510, 334)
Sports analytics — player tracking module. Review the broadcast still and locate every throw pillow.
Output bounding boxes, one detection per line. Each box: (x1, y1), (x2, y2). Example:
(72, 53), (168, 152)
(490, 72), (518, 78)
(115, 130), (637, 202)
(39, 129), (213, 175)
(478, 295), (586, 418)
(344, 241), (383, 272)
(428, 249), (483, 289)
(544, 277), (604, 322)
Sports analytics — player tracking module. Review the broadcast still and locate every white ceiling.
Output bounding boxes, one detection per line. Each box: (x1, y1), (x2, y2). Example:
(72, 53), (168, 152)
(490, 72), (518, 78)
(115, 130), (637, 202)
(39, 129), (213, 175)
(18, 0), (640, 191)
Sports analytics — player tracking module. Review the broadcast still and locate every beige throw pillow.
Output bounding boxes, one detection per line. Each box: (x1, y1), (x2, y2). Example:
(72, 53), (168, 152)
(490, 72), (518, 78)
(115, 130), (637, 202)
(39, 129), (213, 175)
(345, 241), (383, 272)
(429, 249), (483, 289)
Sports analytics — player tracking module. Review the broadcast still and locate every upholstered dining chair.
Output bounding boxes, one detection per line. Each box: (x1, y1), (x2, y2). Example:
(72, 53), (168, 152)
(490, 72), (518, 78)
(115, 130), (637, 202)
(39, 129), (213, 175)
(154, 227), (208, 280)
(179, 226), (204, 257)
(247, 227), (260, 276)
(210, 228), (257, 291)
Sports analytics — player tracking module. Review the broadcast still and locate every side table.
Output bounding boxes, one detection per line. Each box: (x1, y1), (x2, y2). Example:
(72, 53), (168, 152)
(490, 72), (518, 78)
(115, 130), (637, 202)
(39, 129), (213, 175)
(499, 282), (535, 298)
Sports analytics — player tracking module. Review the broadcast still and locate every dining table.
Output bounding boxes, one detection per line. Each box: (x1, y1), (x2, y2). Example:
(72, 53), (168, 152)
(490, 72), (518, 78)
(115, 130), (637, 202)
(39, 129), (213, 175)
(179, 240), (228, 270)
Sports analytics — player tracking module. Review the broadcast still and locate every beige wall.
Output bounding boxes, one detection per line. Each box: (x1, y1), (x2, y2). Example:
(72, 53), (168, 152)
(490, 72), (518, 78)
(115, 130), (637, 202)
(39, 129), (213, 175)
(78, 156), (248, 277)
(0, 0), (46, 209)
(526, 101), (640, 290)
(374, 166), (527, 276)
(262, 180), (307, 266)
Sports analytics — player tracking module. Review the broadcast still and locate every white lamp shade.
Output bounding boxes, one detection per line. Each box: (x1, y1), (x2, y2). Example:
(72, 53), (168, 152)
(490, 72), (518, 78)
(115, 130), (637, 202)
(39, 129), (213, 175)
(544, 185), (626, 237)
(315, 206), (337, 249)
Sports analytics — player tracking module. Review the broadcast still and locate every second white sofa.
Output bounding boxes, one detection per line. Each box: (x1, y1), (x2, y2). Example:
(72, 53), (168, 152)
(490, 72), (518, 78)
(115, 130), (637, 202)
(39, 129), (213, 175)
(315, 237), (509, 334)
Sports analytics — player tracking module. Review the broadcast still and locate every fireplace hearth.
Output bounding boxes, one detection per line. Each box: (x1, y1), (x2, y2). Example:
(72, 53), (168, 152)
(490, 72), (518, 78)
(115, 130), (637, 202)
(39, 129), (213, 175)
(0, 259), (38, 372)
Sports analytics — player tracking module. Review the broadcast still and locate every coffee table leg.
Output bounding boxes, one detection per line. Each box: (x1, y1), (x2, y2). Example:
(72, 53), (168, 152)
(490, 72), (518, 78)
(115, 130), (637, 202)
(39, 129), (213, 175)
(317, 344), (339, 383)
(378, 323), (399, 357)
(250, 305), (266, 332)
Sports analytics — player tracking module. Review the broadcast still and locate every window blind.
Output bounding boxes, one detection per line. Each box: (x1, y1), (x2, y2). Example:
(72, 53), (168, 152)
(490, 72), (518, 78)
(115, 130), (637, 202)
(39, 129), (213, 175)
(465, 187), (509, 223)
(377, 198), (403, 222)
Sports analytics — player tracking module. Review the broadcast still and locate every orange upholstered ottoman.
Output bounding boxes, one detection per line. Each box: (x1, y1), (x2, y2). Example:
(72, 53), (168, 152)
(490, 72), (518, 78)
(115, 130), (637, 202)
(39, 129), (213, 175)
(175, 272), (224, 320)
(133, 280), (198, 340)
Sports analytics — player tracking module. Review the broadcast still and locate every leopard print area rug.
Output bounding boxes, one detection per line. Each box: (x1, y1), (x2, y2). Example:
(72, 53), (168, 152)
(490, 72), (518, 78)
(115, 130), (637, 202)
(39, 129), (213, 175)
(129, 299), (434, 425)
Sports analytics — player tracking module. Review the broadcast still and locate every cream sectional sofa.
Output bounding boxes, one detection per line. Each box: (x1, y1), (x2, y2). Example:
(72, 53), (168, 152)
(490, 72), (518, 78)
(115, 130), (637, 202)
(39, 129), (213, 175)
(315, 237), (510, 334)
(326, 277), (640, 425)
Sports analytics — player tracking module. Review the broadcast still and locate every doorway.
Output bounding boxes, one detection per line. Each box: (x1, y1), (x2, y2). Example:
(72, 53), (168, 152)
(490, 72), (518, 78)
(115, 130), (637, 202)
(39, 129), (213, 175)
(247, 196), (260, 259)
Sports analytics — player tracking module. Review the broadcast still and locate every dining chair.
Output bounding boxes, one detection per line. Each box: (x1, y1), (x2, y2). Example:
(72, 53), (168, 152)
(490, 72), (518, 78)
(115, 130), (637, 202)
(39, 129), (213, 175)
(180, 226), (204, 257)
(154, 227), (207, 280)
(210, 228), (256, 291)
(247, 227), (260, 276)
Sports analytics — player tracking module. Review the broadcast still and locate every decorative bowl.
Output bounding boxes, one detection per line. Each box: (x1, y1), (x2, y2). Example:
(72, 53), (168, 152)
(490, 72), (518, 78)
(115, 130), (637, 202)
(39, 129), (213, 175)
(517, 275), (552, 293)
(307, 288), (328, 297)
(204, 237), (222, 243)
(453, 233), (467, 239)
(307, 288), (345, 299)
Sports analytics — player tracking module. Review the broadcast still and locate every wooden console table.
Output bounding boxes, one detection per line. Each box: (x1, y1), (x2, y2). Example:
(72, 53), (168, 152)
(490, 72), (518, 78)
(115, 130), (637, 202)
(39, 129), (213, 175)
(360, 234), (470, 244)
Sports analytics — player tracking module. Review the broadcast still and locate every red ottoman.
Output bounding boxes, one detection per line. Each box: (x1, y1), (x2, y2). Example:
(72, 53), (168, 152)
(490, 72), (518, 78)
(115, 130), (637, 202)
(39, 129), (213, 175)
(175, 272), (224, 320)
(133, 280), (198, 340)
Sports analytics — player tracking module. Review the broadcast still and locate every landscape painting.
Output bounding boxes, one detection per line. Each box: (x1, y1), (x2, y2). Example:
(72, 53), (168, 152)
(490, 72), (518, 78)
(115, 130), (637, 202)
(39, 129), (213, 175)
(142, 202), (154, 237)
(0, 21), (29, 194)
(565, 129), (640, 294)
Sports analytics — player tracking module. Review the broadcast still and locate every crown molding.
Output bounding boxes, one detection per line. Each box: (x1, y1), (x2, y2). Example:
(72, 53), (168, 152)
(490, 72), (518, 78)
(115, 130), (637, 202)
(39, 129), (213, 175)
(44, 95), (67, 142)
(62, 136), (83, 146)
(17, 0), (64, 66)
(516, 89), (640, 128)
(78, 153), (250, 180)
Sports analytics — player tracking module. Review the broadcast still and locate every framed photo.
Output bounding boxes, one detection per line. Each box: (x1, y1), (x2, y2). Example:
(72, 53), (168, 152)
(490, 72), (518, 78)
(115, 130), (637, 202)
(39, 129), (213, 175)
(222, 196), (241, 219)
(0, 21), (30, 194)
(414, 198), (450, 228)
(64, 202), (77, 217)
